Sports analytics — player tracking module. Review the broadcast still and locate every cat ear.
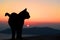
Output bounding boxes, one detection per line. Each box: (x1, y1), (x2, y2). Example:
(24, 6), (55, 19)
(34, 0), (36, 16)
(24, 8), (27, 11)
(19, 8), (27, 14)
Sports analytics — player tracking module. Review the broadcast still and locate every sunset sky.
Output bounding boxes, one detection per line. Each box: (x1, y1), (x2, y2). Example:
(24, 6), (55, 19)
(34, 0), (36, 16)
(0, 0), (60, 25)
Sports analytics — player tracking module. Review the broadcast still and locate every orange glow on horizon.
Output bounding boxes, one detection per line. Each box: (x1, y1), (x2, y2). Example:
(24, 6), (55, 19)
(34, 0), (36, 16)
(0, 0), (60, 25)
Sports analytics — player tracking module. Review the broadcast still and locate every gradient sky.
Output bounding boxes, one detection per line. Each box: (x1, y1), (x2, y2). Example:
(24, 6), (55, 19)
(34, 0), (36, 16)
(0, 0), (60, 25)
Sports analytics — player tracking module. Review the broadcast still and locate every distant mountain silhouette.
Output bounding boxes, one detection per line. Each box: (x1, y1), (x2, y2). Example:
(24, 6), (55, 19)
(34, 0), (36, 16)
(0, 27), (60, 35)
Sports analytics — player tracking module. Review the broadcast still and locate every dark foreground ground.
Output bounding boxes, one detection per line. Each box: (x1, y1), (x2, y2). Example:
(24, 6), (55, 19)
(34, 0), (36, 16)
(3, 35), (60, 40)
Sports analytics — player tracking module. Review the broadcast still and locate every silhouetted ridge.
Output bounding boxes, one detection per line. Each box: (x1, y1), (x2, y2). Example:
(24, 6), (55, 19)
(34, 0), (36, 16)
(0, 27), (60, 35)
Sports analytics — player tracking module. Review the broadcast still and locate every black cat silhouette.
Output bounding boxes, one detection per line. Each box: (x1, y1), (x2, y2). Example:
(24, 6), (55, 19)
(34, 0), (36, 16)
(5, 8), (30, 40)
